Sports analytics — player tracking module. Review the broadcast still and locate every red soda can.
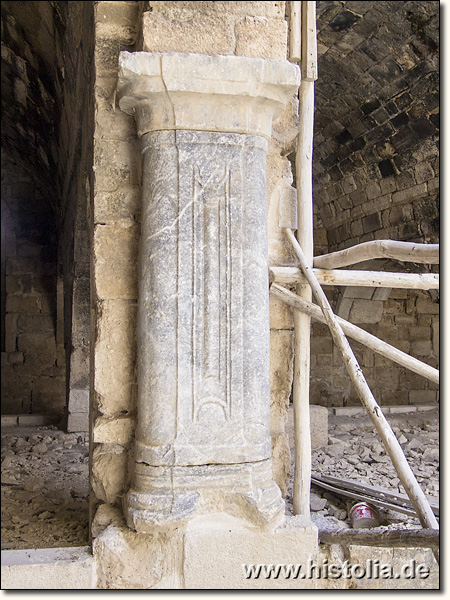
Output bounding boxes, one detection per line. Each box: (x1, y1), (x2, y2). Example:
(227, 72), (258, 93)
(350, 502), (380, 528)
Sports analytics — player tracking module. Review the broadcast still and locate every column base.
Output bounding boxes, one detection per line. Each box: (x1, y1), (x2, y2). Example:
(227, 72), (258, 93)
(124, 459), (285, 532)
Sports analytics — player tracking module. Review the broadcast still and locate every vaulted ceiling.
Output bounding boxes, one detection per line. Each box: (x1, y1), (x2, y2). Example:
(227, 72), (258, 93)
(1, 1), (439, 248)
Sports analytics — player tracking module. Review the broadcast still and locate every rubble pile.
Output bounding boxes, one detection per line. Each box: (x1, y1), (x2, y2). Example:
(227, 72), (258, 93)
(286, 407), (439, 529)
(0, 406), (439, 549)
(1, 426), (89, 549)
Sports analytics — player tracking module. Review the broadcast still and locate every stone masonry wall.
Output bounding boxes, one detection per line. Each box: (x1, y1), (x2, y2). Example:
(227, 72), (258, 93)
(90, 0), (145, 515)
(1, 152), (65, 417)
(309, 1), (439, 411)
(310, 288), (439, 408)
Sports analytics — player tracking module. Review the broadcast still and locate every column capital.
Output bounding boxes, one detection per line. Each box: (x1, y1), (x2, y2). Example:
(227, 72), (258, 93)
(117, 51), (300, 140)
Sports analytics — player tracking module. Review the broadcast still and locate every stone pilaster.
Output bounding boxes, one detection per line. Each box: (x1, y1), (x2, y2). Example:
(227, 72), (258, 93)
(117, 51), (300, 531)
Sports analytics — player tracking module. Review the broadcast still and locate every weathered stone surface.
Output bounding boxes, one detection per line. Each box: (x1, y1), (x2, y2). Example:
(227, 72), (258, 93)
(91, 445), (129, 505)
(93, 415), (135, 445)
(68, 389), (89, 413)
(270, 296), (295, 330)
(349, 299), (384, 324)
(67, 413), (89, 433)
(117, 51), (299, 530)
(93, 222), (139, 300)
(183, 515), (318, 589)
(93, 299), (137, 416)
(235, 15), (288, 59)
(93, 517), (184, 589)
(272, 432), (291, 497)
(117, 52), (300, 140)
(142, 11), (235, 55)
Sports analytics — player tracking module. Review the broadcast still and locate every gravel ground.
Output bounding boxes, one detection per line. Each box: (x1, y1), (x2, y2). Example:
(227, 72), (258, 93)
(1, 406), (439, 549)
(1, 426), (89, 550)
(286, 406), (439, 531)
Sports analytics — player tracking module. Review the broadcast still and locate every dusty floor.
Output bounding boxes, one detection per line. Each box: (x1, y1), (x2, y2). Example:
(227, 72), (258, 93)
(1, 406), (439, 549)
(1, 426), (89, 550)
(286, 406), (439, 530)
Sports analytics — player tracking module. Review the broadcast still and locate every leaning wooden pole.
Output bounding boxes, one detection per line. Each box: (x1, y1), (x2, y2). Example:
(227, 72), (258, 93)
(285, 228), (439, 544)
(289, 0), (317, 517)
(270, 283), (439, 385)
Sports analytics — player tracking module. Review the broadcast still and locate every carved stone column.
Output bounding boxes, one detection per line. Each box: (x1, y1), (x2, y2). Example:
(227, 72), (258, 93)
(117, 52), (300, 532)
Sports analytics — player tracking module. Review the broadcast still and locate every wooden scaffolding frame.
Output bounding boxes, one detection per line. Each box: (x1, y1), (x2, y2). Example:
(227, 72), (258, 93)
(282, 1), (439, 557)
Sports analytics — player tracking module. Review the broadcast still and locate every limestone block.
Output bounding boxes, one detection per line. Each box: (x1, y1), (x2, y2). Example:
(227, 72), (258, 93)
(141, 11), (235, 55)
(67, 351), (88, 392)
(8, 351), (24, 365)
(183, 515), (319, 589)
(32, 377), (66, 413)
(93, 139), (140, 192)
(93, 517), (184, 589)
(95, 107), (137, 145)
(267, 149), (296, 266)
(1, 370), (32, 405)
(310, 406), (329, 450)
(17, 314), (54, 333)
(272, 432), (290, 497)
(416, 297), (439, 314)
(94, 299), (137, 416)
(345, 546), (438, 590)
(409, 390), (437, 404)
(91, 504), (123, 538)
(148, 1), (285, 19)
(93, 222), (138, 300)
(272, 95), (299, 153)
(270, 295), (294, 329)
(1, 547), (95, 590)
(67, 413), (89, 433)
(235, 16), (288, 59)
(5, 275), (22, 294)
(68, 389), (89, 413)
(93, 415), (135, 445)
(91, 445), (129, 505)
(23, 346), (57, 367)
(94, 187), (141, 224)
(349, 300), (384, 324)
(411, 340), (432, 356)
(270, 329), (294, 434)
(5, 295), (40, 313)
(431, 319), (439, 355)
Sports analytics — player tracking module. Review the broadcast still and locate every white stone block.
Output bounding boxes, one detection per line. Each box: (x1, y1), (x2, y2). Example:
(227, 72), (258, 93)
(69, 389), (89, 413)
(183, 515), (319, 589)
(1, 547), (95, 590)
(68, 413), (89, 432)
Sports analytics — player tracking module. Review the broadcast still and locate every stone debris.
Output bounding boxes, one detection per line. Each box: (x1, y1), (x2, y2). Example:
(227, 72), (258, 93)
(1, 407), (439, 549)
(1, 425), (89, 550)
(286, 407), (439, 530)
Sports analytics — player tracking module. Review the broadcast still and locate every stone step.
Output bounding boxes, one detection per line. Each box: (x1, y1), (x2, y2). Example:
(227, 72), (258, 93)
(1, 546), (95, 590)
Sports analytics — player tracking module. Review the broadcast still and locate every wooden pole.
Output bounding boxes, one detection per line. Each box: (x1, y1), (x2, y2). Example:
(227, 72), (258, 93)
(270, 283), (439, 384)
(314, 240), (439, 269)
(270, 266), (439, 290)
(288, 1), (302, 63)
(285, 228), (439, 535)
(291, 1), (317, 517)
(319, 528), (439, 551)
